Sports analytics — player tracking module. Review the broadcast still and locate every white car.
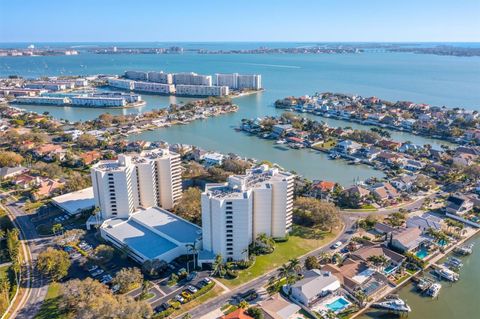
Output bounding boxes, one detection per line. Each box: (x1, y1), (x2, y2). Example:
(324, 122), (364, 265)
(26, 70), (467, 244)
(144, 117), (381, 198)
(174, 295), (185, 303)
(331, 241), (343, 249)
(92, 269), (104, 277)
(87, 265), (98, 272)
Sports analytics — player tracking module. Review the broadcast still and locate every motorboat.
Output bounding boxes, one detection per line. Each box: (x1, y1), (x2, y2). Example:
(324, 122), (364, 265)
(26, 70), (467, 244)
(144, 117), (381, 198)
(435, 267), (459, 282)
(373, 298), (411, 313)
(426, 283), (441, 298)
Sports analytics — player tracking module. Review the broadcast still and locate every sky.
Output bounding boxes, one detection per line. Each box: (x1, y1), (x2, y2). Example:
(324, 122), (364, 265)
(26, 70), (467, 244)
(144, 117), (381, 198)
(0, 0), (479, 43)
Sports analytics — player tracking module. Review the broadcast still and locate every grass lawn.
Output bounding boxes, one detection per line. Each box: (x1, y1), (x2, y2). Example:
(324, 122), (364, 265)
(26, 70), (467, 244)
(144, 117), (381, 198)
(138, 292), (155, 301)
(219, 225), (340, 288)
(24, 201), (47, 214)
(35, 283), (68, 319)
(172, 284), (224, 316)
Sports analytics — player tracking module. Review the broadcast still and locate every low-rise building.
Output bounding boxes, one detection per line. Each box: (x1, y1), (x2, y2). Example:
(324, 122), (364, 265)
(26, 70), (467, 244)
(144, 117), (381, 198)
(290, 269), (341, 306)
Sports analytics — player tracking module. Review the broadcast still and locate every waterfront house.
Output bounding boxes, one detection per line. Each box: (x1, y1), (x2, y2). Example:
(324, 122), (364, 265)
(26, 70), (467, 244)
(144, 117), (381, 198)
(376, 140), (402, 151)
(389, 227), (424, 253)
(401, 119), (416, 131)
(445, 194), (474, 216)
(398, 143), (423, 154)
(289, 269), (341, 307)
(376, 151), (402, 166)
(350, 244), (406, 274)
(203, 152), (225, 166)
(272, 124), (293, 137)
(344, 185), (371, 199)
(400, 158), (425, 171)
(334, 140), (362, 155)
(321, 258), (389, 297)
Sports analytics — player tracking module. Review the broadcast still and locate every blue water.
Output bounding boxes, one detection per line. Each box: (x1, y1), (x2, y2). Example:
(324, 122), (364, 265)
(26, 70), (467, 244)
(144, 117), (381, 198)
(327, 297), (350, 312)
(2, 42), (479, 184)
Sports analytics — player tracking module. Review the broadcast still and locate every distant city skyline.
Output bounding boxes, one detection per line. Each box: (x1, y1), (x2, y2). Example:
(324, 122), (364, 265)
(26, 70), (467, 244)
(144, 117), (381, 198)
(0, 0), (479, 43)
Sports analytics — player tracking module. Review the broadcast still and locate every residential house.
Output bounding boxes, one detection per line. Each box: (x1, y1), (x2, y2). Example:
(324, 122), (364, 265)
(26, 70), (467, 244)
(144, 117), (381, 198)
(0, 166), (28, 180)
(373, 222), (396, 236)
(260, 293), (301, 319)
(452, 153), (477, 166)
(203, 152), (225, 166)
(445, 194), (474, 216)
(376, 151), (402, 166)
(389, 227), (424, 253)
(321, 258), (389, 297)
(32, 178), (64, 200)
(221, 308), (254, 319)
(310, 181), (337, 199)
(271, 124), (293, 137)
(376, 140), (401, 151)
(11, 174), (38, 189)
(344, 185), (371, 199)
(400, 159), (425, 172)
(334, 140), (362, 155)
(370, 182), (400, 202)
(79, 150), (102, 165)
(406, 215), (442, 232)
(290, 269), (341, 307)
(350, 244), (405, 274)
(391, 174), (417, 192)
(34, 144), (65, 161)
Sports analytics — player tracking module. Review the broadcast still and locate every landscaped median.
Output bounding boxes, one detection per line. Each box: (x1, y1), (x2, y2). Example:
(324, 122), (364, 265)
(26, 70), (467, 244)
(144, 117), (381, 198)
(218, 224), (341, 288)
(154, 281), (223, 318)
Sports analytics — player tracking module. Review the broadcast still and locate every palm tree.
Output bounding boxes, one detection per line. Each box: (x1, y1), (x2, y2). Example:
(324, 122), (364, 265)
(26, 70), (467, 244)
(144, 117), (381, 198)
(288, 258), (301, 273)
(186, 243), (198, 271)
(212, 254), (224, 277)
(366, 255), (389, 271)
(277, 263), (290, 280)
(51, 223), (63, 236)
(141, 280), (152, 296)
(238, 300), (249, 309)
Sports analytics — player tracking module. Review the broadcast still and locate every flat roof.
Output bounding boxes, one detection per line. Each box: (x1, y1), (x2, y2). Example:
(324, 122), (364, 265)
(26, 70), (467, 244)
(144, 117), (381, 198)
(51, 187), (95, 215)
(102, 218), (178, 260)
(132, 207), (201, 244)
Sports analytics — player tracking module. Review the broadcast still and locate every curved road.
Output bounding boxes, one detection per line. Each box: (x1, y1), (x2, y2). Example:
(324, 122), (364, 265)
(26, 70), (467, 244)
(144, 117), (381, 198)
(4, 203), (50, 319)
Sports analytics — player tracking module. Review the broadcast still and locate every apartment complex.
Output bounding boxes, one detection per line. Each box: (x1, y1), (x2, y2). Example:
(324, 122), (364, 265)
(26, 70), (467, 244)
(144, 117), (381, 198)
(91, 149), (182, 220)
(215, 73), (262, 90)
(200, 165), (294, 262)
(175, 84), (229, 97)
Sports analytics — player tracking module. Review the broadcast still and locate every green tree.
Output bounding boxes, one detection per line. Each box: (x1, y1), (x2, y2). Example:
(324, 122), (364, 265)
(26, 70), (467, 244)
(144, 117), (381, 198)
(246, 307), (264, 319)
(77, 134), (98, 149)
(37, 247), (71, 281)
(91, 244), (115, 264)
(0, 151), (23, 167)
(173, 187), (202, 224)
(112, 267), (143, 294)
(304, 256), (320, 270)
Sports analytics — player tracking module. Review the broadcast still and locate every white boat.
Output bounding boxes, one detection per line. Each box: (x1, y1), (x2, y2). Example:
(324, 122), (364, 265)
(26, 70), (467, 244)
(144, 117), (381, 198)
(435, 267), (459, 282)
(454, 244), (474, 255)
(426, 283), (442, 298)
(373, 298), (411, 313)
(275, 139), (287, 144)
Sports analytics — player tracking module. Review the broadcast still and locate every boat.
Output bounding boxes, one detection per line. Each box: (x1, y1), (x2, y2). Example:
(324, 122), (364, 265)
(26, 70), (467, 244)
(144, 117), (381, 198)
(275, 139), (287, 144)
(329, 152), (340, 159)
(445, 257), (463, 269)
(454, 244), (474, 255)
(426, 283), (442, 298)
(416, 277), (433, 292)
(435, 267), (459, 282)
(372, 298), (411, 313)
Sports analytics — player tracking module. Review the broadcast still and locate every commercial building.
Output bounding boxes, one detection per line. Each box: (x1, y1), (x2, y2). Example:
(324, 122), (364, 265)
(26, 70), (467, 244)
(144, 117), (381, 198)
(215, 73), (262, 90)
(91, 149), (182, 220)
(100, 207), (201, 263)
(133, 81), (176, 94)
(172, 72), (212, 86)
(125, 70), (149, 81)
(175, 84), (228, 97)
(107, 78), (135, 90)
(200, 165), (294, 263)
(147, 71), (173, 84)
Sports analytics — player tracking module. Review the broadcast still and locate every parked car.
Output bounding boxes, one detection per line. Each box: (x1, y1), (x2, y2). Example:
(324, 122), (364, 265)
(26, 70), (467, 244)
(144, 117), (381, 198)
(91, 269), (104, 277)
(174, 294), (185, 303)
(101, 274), (113, 284)
(111, 284), (120, 293)
(186, 271), (197, 281)
(87, 265), (98, 272)
(186, 285), (198, 293)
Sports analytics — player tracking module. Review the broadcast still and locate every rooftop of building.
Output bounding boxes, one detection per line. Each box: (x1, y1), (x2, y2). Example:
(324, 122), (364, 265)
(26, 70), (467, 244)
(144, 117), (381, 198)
(51, 187), (95, 215)
(131, 207), (201, 244)
(102, 217), (178, 260)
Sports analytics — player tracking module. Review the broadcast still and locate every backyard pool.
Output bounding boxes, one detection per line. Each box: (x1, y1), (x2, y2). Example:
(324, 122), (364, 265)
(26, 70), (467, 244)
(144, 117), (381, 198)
(416, 247), (429, 259)
(326, 297), (350, 313)
(384, 264), (397, 275)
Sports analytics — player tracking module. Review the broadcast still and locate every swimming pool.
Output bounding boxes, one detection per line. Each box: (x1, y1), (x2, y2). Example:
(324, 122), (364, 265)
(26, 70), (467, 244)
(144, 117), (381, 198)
(416, 247), (429, 259)
(326, 297), (350, 313)
(384, 264), (397, 274)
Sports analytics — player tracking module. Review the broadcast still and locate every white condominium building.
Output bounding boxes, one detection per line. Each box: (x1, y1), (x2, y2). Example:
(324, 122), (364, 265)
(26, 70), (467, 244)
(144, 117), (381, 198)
(147, 71), (173, 84)
(125, 70), (149, 81)
(107, 78), (134, 90)
(173, 72), (213, 86)
(201, 165), (294, 262)
(214, 73), (262, 90)
(133, 81), (176, 94)
(91, 149), (182, 220)
(237, 74), (262, 90)
(175, 84), (229, 97)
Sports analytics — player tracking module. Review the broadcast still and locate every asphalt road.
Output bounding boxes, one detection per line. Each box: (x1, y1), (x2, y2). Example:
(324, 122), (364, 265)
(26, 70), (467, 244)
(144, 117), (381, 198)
(5, 203), (51, 319)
